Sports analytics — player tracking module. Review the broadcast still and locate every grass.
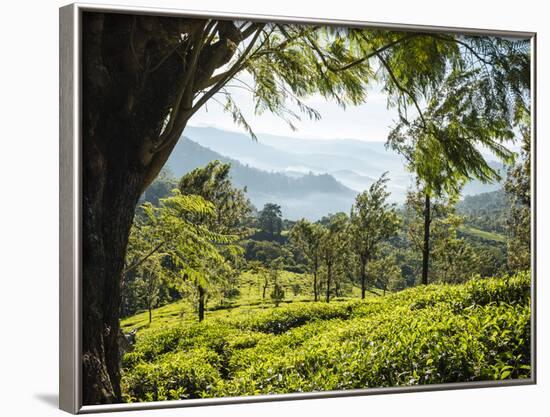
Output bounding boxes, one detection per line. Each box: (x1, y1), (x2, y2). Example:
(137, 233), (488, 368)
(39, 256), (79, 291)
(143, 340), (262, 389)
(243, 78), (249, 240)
(120, 272), (531, 403)
(121, 270), (382, 332)
(459, 225), (507, 243)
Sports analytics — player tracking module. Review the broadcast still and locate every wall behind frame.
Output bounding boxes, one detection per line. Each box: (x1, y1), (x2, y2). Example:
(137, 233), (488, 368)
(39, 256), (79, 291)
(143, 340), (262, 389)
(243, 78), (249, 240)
(0, 0), (547, 416)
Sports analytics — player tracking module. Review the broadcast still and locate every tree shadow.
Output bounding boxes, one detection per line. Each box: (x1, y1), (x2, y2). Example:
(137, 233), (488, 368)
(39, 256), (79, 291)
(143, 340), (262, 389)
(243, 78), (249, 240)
(34, 393), (58, 408)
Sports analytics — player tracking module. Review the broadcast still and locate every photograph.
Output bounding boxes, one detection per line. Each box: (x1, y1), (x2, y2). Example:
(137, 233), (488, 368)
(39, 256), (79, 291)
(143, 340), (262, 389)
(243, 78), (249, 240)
(79, 10), (532, 407)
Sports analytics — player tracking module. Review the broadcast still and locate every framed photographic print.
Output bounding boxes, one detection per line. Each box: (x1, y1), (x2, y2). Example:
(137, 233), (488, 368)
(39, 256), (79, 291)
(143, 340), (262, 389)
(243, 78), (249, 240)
(59, 2), (536, 413)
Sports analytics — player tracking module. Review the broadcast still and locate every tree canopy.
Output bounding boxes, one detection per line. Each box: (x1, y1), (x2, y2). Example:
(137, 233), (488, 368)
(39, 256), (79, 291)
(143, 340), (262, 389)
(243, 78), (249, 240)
(349, 174), (400, 298)
(178, 160), (253, 235)
(289, 219), (325, 300)
(258, 203), (284, 237)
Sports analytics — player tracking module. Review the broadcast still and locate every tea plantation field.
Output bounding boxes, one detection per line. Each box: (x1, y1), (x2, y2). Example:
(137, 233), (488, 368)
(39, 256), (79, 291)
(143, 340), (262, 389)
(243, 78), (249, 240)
(120, 272), (531, 403)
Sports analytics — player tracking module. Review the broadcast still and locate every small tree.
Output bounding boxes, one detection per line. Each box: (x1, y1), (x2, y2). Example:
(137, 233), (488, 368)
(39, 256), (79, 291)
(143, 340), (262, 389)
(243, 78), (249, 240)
(139, 256), (163, 323)
(258, 203), (283, 238)
(505, 125), (531, 272)
(122, 254), (165, 322)
(387, 64), (524, 285)
(176, 163), (252, 319)
(289, 219), (324, 301)
(349, 174), (401, 298)
(367, 255), (403, 296)
(247, 261), (268, 299)
(268, 259), (285, 306)
(319, 213), (348, 303)
(405, 191), (479, 284)
(136, 190), (239, 322)
(404, 189), (453, 285)
(270, 283), (285, 307)
(124, 211), (174, 320)
(430, 214), (479, 283)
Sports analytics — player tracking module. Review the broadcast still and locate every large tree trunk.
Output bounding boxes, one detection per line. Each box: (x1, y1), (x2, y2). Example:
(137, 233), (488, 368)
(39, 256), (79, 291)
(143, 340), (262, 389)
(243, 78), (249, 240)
(81, 133), (186, 405)
(421, 193), (431, 285)
(80, 11), (258, 404)
(82, 151), (145, 404)
(81, 13), (186, 403)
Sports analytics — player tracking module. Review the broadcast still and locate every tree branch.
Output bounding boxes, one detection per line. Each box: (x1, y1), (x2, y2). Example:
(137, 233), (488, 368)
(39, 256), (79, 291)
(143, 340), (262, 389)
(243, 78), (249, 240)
(309, 33), (419, 73)
(241, 22), (263, 40)
(254, 25), (317, 58)
(189, 25), (265, 118)
(154, 22), (209, 149)
(146, 40), (184, 74)
(123, 240), (165, 276)
(376, 51), (428, 130)
(203, 20), (220, 48)
(151, 25), (265, 159)
(428, 33), (493, 66)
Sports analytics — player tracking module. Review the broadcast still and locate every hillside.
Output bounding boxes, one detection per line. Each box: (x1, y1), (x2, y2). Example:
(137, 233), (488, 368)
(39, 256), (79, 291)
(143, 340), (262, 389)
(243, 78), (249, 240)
(166, 137), (357, 220)
(120, 272), (531, 402)
(183, 126), (506, 201)
(459, 225), (507, 244)
(457, 189), (508, 215)
(457, 190), (509, 234)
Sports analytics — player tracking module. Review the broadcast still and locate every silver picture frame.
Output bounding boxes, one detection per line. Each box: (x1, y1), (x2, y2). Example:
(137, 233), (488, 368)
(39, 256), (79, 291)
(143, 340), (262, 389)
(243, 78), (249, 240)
(59, 2), (537, 414)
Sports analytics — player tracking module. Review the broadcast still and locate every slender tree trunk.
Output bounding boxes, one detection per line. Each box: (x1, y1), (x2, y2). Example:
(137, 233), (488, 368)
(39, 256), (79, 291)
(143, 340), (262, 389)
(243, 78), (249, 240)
(422, 193), (431, 285)
(262, 278), (268, 299)
(360, 259), (367, 299)
(147, 273), (154, 324)
(326, 263), (332, 303)
(198, 285), (206, 322)
(313, 269), (318, 301)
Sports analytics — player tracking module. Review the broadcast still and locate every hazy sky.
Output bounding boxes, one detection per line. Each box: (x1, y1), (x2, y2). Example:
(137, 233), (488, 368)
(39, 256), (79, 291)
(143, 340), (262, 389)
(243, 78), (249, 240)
(189, 72), (521, 160)
(190, 73), (400, 142)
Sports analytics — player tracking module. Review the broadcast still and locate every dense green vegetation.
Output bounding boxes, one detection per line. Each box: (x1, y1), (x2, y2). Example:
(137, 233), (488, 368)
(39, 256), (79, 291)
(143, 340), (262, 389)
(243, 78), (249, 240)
(79, 11), (531, 404)
(125, 154), (530, 318)
(457, 190), (508, 235)
(119, 147), (531, 403)
(120, 272), (530, 402)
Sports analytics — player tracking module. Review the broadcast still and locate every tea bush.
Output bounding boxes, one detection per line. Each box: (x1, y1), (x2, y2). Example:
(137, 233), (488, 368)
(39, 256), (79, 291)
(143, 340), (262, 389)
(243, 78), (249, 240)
(121, 272), (531, 402)
(122, 348), (221, 401)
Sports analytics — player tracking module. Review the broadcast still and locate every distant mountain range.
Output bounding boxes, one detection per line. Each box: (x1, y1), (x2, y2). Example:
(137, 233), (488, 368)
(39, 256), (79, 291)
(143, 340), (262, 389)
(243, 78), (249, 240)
(164, 126), (506, 220)
(166, 138), (357, 220)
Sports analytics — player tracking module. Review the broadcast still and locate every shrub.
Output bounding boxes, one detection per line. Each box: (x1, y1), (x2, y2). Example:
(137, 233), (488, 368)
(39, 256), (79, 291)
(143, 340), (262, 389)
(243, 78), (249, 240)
(270, 284), (285, 306)
(122, 348), (221, 402)
(121, 273), (531, 402)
